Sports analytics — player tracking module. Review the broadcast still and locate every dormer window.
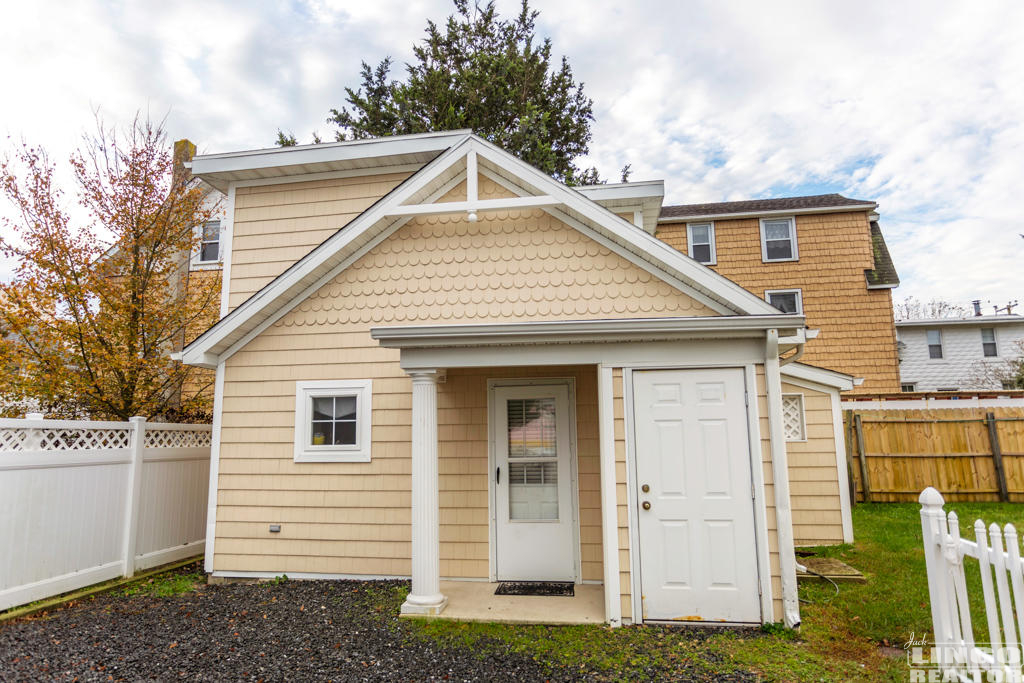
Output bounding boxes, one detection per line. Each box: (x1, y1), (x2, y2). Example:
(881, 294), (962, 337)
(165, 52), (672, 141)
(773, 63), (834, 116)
(760, 217), (798, 262)
(198, 220), (221, 264)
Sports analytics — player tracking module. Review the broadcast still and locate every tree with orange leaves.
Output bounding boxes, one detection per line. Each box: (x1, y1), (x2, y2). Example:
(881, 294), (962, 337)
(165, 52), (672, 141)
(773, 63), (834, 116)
(0, 117), (220, 420)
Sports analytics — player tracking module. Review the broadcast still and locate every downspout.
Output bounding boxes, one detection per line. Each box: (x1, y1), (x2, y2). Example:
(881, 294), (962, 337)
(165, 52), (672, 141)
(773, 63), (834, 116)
(765, 329), (801, 628)
(779, 344), (804, 366)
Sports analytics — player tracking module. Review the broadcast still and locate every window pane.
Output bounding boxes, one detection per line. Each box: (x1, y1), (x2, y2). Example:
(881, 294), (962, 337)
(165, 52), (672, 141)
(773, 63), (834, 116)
(692, 243), (712, 263)
(981, 328), (995, 342)
(507, 398), (556, 459)
(202, 221), (220, 241)
(508, 461), (558, 520)
(200, 241), (219, 262)
(311, 421), (332, 445)
(927, 330), (942, 345)
(334, 396), (357, 419)
(312, 397), (334, 420)
(334, 421), (357, 445)
(768, 292), (798, 314)
(690, 224), (710, 243)
(765, 239), (793, 260)
(929, 345), (943, 359)
(764, 221), (791, 241)
(983, 343), (997, 357)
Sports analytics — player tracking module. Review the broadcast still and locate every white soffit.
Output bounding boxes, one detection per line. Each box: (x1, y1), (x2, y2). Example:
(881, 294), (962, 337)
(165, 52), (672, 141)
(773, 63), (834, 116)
(780, 362), (855, 391)
(577, 181), (665, 234)
(189, 130), (472, 192)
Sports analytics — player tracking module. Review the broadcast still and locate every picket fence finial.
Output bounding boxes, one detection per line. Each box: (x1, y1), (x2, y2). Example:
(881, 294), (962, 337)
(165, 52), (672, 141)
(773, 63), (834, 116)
(919, 486), (945, 508)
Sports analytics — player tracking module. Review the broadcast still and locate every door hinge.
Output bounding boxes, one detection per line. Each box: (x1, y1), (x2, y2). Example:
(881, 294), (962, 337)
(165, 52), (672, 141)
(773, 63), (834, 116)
(751, 482), (756, 500)
(744, 391), (749, 407)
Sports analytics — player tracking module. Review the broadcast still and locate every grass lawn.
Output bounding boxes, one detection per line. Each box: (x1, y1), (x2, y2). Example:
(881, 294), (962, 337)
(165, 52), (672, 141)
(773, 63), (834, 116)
(398, 502), (1024, 682)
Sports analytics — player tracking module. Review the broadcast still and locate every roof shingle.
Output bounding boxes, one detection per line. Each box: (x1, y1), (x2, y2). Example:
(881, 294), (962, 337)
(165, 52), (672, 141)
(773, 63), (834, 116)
(659, 193), (875, 219)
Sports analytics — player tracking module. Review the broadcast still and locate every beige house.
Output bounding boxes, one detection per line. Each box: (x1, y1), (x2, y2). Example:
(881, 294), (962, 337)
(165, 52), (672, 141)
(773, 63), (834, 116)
(180, 131), (854, 628)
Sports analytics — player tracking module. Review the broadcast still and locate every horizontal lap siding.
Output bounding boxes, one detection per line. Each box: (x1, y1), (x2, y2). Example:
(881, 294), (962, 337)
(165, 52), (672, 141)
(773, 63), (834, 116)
(756, 367), (784, 622)
(782, 381), (843, 546)
(228, 172), (412, 310)
(657, 213), (900, 393)
(214, 175), (712, 577)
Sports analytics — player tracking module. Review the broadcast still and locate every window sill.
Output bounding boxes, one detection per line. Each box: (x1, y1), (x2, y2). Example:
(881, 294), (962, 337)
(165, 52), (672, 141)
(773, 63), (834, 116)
(294, 449), (371, 463)
(190, 261), (222, 271)
(761, 257), (799, 264)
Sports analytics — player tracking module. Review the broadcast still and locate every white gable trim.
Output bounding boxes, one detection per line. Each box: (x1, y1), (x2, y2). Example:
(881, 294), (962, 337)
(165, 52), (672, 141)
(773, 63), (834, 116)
(182, 134), (786, 367)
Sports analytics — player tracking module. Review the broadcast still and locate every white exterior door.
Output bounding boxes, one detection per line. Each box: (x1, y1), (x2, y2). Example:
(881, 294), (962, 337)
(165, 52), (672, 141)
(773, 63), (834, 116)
(632, 368), (761, 622)
(493, 383), (576, 581)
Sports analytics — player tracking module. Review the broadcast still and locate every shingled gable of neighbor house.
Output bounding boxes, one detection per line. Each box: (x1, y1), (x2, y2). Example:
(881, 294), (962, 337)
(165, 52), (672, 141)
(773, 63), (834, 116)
(181, 134), (788, 368)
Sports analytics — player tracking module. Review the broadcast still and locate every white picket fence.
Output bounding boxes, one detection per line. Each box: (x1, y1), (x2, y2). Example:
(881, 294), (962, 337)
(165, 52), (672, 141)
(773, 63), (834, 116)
(920, 486), (1024, 680)
(0, 414), (211, 611)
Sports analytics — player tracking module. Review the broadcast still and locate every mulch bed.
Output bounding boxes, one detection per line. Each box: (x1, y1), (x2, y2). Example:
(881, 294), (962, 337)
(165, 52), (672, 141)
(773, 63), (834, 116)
(0, 569), (755, 682)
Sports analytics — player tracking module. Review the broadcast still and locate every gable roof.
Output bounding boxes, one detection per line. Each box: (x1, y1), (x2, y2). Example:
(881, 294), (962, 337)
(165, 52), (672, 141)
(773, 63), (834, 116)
(181, 133), (789, 368)
(659, 193), (876, 222)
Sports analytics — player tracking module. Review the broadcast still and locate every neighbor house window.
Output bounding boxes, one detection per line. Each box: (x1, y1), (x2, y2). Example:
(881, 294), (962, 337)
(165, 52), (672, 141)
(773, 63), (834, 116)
(981, 328), (998, 357)
(197, 220), (221, 263)
(927, 330), (943, 359)
(781, 394), (806, 441)
(901, 383), (917, 392)
(937, 387), (959, 392)
(686, 222), (716, 264)
(294, 380), (372, 462)
(760, 217), (798, 262)
(765, 289), (803, 314)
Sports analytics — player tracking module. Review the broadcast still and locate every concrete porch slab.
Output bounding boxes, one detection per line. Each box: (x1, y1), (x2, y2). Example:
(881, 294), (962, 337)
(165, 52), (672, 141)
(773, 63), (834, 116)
(401, 580), (605, 625)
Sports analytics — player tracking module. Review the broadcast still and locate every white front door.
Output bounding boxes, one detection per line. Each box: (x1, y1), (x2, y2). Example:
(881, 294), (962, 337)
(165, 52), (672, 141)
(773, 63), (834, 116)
(632, 368), (761, 622)
(492, 383), (576, 581)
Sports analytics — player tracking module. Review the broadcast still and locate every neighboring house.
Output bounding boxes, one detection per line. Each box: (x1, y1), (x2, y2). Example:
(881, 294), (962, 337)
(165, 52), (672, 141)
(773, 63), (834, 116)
(897, 315), (1024, 391)
(179, 131), (857, 629)
(653, 196), (901, 394)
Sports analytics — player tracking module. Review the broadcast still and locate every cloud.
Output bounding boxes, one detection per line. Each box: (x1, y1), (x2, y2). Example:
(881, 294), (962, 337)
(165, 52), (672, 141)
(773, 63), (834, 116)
(0, 0), (1020, 308)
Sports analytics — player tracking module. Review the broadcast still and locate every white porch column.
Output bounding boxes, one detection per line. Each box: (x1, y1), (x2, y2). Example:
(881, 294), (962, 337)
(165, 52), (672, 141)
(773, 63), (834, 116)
(401, 369), (448, 615)
(597, 366), (622, 626)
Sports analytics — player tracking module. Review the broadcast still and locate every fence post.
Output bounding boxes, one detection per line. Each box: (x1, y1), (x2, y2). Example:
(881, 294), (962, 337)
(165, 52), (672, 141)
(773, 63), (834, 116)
(843, 410), (857, 507)
(919, 487), (953, 668)
(122, 416), (146, 578)
(986, 412), (1009, 503)
(24, 412), (44, 451)
(854, 413), (872, 503)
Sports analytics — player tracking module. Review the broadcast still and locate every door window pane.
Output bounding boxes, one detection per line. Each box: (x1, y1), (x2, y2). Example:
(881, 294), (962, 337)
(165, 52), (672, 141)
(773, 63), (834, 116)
(508, 461), (559, 520)
(507, 398), (556, 459)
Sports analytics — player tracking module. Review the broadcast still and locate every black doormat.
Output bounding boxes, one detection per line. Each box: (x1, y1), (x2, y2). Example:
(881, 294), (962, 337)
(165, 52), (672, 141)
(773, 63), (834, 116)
(494, 581), (574, 597)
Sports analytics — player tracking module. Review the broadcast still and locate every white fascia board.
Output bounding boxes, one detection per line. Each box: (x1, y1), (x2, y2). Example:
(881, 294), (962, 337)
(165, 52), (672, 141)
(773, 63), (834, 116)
(370, 315), (804, 348)
(577, 180), (665, 202)
(469, 141), (782, 316)
(780, 362), (855, 391)
(657, 203), (877, 224)
(190, 130), (471, 176)
(896, 316), (1024, 327)
(180, 136), (475, 365)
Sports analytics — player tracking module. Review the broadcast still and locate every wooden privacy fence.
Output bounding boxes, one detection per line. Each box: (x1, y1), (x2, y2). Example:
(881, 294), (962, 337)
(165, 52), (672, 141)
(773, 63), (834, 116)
(0, 415), (211, 611)
(844, 406), (1024, 503)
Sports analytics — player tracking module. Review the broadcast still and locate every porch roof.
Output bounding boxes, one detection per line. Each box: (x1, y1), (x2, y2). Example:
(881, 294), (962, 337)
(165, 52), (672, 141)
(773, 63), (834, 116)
(370, 315), (805, 348)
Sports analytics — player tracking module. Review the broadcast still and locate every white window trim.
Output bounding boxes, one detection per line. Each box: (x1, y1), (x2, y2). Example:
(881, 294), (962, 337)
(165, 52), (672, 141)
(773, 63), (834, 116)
(191, 220), (222, 269)
(764, 288), (803, 315)
(294, 379), (373, 462)
(781, 393), (807, 442)
(901, 383), (917, 392)
(759, 216), (798, 263)
(686, 221), (716, 265)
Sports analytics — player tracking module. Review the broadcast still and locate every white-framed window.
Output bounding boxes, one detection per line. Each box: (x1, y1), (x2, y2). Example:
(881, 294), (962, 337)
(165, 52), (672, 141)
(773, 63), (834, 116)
(781, 394), (806, 441)
(765, 288), (803, 314)
(981, 328), (998, 357)
(927, 330), (943, 359)
(195, 220), (221, 265)
(294, 379), (373, 462)
(901, 383), (917, 392)
(686, 222), (716, 265)
(759, 217), (798, 262)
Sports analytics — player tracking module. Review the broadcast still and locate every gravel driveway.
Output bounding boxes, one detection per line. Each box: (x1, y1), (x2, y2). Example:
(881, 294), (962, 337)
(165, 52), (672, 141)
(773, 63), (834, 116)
(0, 568), (755, 682)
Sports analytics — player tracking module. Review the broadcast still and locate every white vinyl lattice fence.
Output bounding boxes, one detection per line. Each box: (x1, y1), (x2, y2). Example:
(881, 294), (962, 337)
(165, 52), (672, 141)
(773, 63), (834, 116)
(920, 486), (1024, 681)
(0, 415), (211, 611)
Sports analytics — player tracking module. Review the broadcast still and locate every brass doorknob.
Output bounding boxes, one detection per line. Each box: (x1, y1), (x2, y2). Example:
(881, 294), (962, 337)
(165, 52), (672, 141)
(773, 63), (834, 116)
(642, 501), (651, 510)
(641, 484), (650, 493)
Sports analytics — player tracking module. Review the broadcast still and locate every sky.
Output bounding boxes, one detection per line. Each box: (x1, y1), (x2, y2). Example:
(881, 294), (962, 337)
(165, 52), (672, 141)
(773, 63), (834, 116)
(1, 0), (1021, 311)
